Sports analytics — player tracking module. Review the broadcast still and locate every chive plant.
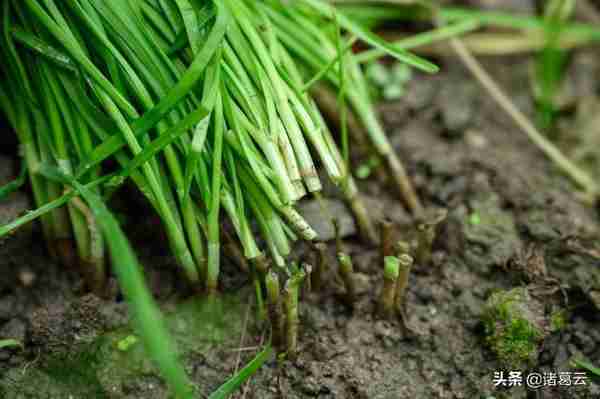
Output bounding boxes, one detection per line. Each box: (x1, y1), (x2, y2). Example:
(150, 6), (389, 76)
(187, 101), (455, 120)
(1, 0), (439, 291)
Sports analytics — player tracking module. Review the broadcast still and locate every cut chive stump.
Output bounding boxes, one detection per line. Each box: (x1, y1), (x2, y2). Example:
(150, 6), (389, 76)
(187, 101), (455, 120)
(284, 268), (306, 359)
(394, 254), (414, 312)
(379, 256), (400, 318)
(302, 263), (313, 294)
(333, 218), (344, 255)
(380, 219), (394, 260)
(394, 240), (412, 258)
(266, 271), (285, 350)
(252, 252), (270, 275)
(337, 252), (357, 306)
(54, 238), (77, 270)
(415, 209), (448, 266)
(312, 242), (328, 292)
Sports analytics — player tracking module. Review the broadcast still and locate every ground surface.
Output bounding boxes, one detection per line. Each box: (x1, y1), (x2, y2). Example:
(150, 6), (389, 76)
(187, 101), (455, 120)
(1, 22), (600, 399)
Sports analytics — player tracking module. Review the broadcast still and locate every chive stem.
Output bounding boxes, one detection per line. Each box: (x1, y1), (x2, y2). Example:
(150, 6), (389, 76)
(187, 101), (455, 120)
(284, 267), (306, 358)
(380, 219), (394, 260)
(312, 242), (328, 292)
(337, 252), (356, 306)
(415, 209), (447, 266)
(379, 256), (400, 318)
(394, 254), (414, 312)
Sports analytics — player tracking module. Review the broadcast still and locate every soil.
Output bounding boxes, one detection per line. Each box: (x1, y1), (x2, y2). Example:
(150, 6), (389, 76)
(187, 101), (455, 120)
(1, 18), (600, 399)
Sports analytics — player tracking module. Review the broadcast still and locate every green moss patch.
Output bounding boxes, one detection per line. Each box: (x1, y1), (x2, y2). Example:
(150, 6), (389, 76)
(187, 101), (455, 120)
(482, 288), (546, 368)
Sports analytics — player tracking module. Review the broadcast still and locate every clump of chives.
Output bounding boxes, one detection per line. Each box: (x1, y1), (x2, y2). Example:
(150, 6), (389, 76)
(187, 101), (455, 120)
(0, 0), (434, 304)
(379, 256), (400, 318)
(0, 1), (452, 394)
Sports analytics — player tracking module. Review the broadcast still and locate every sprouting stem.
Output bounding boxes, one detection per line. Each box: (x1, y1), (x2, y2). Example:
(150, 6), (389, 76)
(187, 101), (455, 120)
(379, 256), (400, 318)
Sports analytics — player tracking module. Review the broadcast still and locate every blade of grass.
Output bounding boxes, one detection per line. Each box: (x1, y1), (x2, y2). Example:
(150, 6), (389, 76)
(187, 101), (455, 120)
(207, 344), (272, 399)
(439, 6), (600, 39)
(355, 19), (480, 63)
(301, 0), (438, 73)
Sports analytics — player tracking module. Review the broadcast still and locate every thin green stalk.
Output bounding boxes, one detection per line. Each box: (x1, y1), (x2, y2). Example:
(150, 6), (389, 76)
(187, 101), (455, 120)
(334, 14), (350, 171)
(207, 91), (225, 295)
(12, 108), (56, 246)
(208, 345), (272, 399)
(355, 19), (480, 63)
(302, 0), (438, 73)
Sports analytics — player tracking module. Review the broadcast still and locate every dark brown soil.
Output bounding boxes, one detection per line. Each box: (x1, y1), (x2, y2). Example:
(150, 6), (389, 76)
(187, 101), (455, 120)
(1, 27), (600, 399)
